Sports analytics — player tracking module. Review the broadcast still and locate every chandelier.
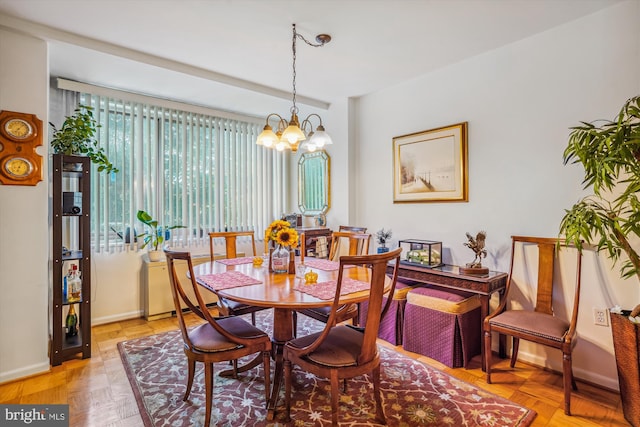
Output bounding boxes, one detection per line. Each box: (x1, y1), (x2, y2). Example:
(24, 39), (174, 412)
(256, 24), (333, 153)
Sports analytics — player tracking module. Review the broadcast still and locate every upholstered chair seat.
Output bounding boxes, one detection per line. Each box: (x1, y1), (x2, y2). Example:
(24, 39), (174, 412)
(188, 317), (269, 352)
(488, 311), (570, 342)
(286, 326), (364, 367)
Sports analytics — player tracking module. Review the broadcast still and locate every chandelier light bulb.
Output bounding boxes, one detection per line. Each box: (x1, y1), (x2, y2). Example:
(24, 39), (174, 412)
(284, 129), (301, 144)
(310, 125), (332, 148)
(257, 125), (278, 147)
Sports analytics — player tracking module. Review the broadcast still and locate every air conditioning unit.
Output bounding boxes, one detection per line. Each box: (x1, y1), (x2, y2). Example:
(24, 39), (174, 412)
(142, 253), (242, 320)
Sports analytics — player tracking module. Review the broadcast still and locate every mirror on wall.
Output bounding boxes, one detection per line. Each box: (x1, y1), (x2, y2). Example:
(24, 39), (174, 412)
(298, 151), (330, 216)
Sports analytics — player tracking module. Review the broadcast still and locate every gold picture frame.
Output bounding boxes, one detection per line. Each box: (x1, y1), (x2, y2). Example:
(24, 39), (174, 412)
(393, 122), (468, 203)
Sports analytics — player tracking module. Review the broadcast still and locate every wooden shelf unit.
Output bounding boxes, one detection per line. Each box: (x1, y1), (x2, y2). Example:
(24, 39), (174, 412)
(51, 154), (91, 366)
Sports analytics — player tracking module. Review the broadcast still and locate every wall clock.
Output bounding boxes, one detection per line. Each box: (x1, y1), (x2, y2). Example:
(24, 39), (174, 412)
(0, 110), (43, 186)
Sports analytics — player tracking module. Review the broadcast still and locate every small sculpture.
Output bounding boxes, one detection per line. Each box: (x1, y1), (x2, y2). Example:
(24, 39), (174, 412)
(462, 231), (489, 274)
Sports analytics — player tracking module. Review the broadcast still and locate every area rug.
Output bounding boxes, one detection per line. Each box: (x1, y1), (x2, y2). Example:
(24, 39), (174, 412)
(118, 311), (536, 426)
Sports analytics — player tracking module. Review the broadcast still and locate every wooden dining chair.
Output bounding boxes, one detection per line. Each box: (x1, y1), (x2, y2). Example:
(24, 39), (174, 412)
(329, 231), (371, 261)
(164, 249), (272, 427)
(284, 247), (402, 426)
(483, 236), (582, 416)
(296, 231), (372, 328)
(209, 231), (267, 325)
(338, 225), (367, 233)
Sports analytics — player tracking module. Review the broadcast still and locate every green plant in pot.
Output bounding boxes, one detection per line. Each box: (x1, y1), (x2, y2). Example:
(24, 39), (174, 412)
(50, 105), (118, 174)
(559, 95), (640, 426)
(137, 210), (185, 261)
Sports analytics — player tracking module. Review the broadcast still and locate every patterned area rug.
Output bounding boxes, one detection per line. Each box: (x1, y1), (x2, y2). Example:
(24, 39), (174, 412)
(118, 311), (536, 426)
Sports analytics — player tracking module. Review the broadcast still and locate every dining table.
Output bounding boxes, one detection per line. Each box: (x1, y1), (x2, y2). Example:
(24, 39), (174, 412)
(191, 256), (392, 420)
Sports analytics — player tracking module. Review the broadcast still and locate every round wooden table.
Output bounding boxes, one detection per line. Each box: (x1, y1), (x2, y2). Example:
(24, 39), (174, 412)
(192, 259), (386, 420)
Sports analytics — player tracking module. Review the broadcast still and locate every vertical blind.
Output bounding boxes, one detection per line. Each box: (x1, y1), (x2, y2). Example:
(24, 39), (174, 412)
(70, 92), (287, 253)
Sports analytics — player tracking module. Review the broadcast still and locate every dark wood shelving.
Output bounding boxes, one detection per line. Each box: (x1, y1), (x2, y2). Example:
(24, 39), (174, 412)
(51, 154), (91, 366)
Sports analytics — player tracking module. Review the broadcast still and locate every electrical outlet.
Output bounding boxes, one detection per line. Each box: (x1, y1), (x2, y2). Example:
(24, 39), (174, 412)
(593, 308), (609, 326)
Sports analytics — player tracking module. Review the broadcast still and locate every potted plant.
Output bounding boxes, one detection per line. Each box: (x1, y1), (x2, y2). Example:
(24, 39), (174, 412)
(376, 228), (392, 253)
(559, 95), (640, 426)
(136, 210), (185, 261)
(50, 105), (118, 174)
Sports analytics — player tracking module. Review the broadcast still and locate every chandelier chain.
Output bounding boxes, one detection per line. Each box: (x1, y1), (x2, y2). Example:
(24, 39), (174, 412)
(291, 24), (298, 114)
(291, 24), (329, 115)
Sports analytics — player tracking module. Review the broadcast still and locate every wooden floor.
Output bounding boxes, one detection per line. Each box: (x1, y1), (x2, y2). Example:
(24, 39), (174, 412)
(0, 312), (629, 427)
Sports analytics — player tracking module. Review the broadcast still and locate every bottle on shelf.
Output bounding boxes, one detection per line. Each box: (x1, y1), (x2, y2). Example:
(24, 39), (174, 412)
(62, 266), (68, 302)
(65, 304), (78, 337)
(68, 264), (82, 302)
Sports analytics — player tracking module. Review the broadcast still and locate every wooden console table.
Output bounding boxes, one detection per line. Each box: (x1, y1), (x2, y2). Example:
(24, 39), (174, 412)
(298, 227), (331, 257)
(386, 261), (508, 367)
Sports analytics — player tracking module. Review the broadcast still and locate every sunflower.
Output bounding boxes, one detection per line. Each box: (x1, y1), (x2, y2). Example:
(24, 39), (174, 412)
(276, 227), (299, 248)
(266, 219), (299, 248)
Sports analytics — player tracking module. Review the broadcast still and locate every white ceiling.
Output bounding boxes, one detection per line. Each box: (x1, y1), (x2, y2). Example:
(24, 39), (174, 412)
(0, 0), (621, 118)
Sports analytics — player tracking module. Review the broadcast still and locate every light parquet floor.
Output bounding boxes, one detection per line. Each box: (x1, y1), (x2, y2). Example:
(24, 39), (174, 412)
(0, 312), (629, 427)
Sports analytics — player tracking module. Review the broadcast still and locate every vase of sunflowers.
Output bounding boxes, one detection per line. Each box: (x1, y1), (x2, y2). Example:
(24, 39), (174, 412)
(265, 219), (299, 274)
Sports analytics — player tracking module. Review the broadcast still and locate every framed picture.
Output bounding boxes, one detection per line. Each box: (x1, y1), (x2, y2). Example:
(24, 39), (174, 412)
(393, 122), (468, 203)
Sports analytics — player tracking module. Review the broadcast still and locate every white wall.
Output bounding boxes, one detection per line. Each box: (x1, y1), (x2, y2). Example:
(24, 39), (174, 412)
(0, 29), (50, 382)
(354, 1), (640, 390)
(323, 98), (351, 227)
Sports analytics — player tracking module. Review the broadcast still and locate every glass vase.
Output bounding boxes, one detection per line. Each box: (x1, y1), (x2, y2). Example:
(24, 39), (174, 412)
(271, 244), (290, 273)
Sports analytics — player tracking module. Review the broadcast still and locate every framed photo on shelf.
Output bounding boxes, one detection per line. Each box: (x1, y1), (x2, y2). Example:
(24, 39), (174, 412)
(393, 122), (468, 203)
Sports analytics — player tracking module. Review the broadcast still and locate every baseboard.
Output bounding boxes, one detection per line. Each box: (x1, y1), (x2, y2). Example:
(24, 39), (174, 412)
(93, 310), (143, 326)
(0, 361), (50, 385)
(515, 351), (620, 392)
(93, 304), (217, 326)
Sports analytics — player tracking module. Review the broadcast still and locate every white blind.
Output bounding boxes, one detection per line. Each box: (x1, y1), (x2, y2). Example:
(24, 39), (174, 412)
(70, 92), (287, 252)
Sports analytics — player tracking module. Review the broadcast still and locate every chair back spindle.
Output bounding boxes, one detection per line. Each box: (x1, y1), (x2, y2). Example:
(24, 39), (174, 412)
(534, 240), (556, 315)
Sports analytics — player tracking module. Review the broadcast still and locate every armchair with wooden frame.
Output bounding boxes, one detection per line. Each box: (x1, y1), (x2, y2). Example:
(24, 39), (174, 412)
(295, 231), (372, 328)
(483, 236), (582, 416)
(208, 231), (267, 325)
(284, 247), (402, 426)
(164, 249), (272, 427)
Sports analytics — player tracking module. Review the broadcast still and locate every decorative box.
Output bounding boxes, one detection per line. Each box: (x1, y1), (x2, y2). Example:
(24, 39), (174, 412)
(398, 239), (443, 268)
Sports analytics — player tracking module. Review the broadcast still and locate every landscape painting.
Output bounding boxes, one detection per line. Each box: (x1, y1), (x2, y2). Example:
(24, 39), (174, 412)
(393, 122), (468, 202)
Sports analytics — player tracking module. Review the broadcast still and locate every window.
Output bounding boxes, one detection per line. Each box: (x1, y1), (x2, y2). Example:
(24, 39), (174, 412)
(71, 92), (288, 252)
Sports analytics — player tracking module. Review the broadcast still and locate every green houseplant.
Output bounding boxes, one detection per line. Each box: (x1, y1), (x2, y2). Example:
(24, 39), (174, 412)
(50, 105), (118, 174)
(559, 95), (640, 426)
(136, 210), (185, 261)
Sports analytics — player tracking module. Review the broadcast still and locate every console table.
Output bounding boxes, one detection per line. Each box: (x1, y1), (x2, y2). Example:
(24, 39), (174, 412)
(386, 262), (508, 366)
(298, 227), (332, 258)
